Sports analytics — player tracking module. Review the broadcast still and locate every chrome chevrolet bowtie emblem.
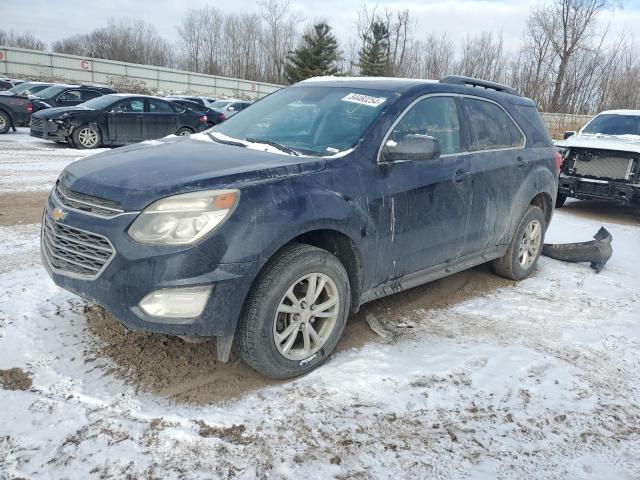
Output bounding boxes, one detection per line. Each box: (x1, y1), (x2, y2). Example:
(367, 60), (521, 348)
(52, 207), (66, 222)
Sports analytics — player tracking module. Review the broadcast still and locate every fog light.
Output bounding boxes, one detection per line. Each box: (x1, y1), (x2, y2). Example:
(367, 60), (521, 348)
(138, 285), (212, 320)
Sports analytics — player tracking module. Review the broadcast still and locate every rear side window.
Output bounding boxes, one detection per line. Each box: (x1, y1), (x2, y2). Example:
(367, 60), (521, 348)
(147, 99), (174, 113)
(513, 104), (551, 146)
(463, 98), (524, 150)
(389, 96), (461, 155)
(81, 90), (102, 101)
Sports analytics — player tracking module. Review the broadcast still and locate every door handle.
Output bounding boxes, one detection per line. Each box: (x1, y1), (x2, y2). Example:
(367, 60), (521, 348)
(454, 169), (472, 182)
(516, 156), (525, 168)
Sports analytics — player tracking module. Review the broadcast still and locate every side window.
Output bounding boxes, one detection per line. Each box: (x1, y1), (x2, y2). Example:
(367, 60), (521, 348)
(389, 96), (461, 155)
(463, 98), (524, 150)
(58, 90), (82, 103)
(147, 99), (174, 113)
(114, 99), (144, 113)
(81, 90), (101, 101)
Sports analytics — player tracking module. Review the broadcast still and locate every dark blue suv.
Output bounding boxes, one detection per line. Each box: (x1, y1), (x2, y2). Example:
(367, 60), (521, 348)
(41, 75), (559, 379)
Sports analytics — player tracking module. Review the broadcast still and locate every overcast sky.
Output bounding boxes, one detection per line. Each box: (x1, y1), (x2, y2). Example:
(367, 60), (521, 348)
(2, 0), (640, 52)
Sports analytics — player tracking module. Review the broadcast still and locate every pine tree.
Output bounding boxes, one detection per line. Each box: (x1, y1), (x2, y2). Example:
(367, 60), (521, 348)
(357, 20), (391, 76)
(284, 23), (340, 84)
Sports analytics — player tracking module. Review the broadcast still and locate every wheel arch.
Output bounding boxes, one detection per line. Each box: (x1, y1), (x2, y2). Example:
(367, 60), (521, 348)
(529, 191), (553, 227)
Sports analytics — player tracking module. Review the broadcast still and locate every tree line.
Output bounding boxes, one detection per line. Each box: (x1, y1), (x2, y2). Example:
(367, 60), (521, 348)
(1, 0), (638, 114)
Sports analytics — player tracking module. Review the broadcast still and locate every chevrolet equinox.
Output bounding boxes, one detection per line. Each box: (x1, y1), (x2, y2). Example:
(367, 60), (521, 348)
(41, 75), (560, 379)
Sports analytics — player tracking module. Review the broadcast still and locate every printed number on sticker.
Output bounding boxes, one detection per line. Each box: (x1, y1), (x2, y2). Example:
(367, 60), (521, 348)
(342, 93), (386, 107)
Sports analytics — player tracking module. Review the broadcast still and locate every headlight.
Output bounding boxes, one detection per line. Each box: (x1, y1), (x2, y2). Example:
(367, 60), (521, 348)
(128, 189), (239, 245)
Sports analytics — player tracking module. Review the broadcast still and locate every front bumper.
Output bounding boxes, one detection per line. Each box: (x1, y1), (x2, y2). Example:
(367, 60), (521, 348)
(30, 121), (68, 142)
(558, 174), (640, 205)
(41, 192), (258, 337)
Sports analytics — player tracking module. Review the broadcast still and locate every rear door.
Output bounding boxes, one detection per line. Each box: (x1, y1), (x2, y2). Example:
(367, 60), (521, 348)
(144, 98), (178, 139)
(459, 96), (527, 255)
(377, 95), (473, 278)
(107, 98), (144, 143)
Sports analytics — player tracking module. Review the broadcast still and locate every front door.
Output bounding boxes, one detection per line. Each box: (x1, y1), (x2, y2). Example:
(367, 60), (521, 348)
(107, 98), (144, 143)
(376, 95), (473, 281)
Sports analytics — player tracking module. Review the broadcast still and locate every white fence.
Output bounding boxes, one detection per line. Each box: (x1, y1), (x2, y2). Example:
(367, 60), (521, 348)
(0, 46), (282, 100)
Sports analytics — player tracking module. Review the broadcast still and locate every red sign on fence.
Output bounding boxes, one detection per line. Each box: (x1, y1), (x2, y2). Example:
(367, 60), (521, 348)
(80, 60), (90, 70)
(0, 51), (4, 61)
(251, 84), (256, 91)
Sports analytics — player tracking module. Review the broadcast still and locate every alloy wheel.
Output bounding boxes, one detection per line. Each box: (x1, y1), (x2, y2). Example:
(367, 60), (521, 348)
(518, 219), (542, 269)
(0, 114), (6, 131)
(273, 272), (340, 361)
(78, 128), (99, 148)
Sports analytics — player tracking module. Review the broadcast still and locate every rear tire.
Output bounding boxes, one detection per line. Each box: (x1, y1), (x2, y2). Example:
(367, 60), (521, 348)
(555, 193), (567, 208)
(492, 205), (546, 281)
(0, 111), (11, 134)
(235, 244), (351, 379)
(176, 127), (193, 136)
(72, 124), (101, 149)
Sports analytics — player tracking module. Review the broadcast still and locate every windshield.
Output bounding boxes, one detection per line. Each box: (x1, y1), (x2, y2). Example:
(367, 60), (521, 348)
(6, 82), (38, 95)
(80, 94), (119, 110)
(582, 114), (640, 137)
(32, 85), (71, 99)
(214, 86), (396, 156)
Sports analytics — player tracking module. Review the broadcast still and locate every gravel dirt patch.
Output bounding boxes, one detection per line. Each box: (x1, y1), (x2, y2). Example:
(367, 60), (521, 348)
(0, 191), (48, 226)
(0, 368), (33, 391)
(84, 265), (508, 404)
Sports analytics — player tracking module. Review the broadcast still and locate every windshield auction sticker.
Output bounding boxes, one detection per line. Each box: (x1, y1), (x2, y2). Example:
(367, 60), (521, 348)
(341, 93), (387, 107)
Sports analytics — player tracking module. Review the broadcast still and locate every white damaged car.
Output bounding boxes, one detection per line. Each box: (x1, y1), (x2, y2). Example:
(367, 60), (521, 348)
(555, 110), (640, 207)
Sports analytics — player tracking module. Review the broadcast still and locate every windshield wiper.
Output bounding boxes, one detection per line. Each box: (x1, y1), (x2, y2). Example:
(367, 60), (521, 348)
(206, 131), (247, 148)
(245, 137), (300, 156)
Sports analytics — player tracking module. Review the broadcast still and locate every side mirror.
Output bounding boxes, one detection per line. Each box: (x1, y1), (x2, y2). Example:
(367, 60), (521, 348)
(227, 106), (235, 112)
(563, 130), (576, 139)
(382, 134), (441, 163)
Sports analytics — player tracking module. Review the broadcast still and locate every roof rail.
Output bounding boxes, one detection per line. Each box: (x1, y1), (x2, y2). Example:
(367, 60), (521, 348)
(440, 75), (518, 96)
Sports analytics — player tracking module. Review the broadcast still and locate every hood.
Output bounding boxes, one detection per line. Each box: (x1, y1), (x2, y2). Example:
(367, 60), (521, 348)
(59, 136), (326, 210)
(556, 133), (640, 154)
(34, 106), (92, 119)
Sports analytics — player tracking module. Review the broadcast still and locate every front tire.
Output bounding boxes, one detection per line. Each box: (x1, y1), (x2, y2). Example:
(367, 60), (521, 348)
(235, 244), (351, 379)
(492, 205), (546, 281)
(72, 124), (101, 149)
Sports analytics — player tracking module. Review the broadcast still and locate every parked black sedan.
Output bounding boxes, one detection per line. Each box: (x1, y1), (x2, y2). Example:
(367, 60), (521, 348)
(30, 94), (209, 149)
(30, 84), (116, 112)
(166, 98), (226, 126)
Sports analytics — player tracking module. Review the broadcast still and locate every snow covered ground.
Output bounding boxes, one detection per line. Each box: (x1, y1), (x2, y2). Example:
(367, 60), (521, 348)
(0, 129), (639, 479)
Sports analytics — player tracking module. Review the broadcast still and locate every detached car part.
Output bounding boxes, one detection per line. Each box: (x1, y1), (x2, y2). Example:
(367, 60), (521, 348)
(542, 227), (613, 273)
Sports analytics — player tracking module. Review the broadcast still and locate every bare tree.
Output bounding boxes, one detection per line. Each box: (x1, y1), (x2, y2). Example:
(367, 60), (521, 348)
(532, 0), (613, 112)
(455, 32), (505, 82)
(259, 0), (301, 84)
(53, 18), (173, 67)
(0, 30), (46, 50)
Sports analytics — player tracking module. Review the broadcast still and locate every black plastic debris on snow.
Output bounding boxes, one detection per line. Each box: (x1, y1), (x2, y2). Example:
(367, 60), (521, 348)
(542, 227), (613, 273)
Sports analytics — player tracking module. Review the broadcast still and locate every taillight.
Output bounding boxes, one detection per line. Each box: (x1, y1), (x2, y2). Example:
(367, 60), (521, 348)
(27, 103), (33, 113)
(199, 115), (207, 124)
(554, 151), (563, 174)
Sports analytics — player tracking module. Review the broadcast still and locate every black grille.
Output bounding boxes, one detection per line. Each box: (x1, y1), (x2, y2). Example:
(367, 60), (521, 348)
(576, 181), (611, 196)
(55, 182), (123, 218)
(29, 117), (56, 133)
(41, 213), (115, 278)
